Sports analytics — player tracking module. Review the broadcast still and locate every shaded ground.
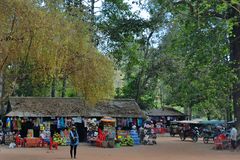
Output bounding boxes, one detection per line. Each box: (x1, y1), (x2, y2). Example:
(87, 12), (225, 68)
(0, 137), (239, 160)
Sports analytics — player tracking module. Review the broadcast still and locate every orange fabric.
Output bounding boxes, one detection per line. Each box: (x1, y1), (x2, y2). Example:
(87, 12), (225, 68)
(24, 138), (42, 147)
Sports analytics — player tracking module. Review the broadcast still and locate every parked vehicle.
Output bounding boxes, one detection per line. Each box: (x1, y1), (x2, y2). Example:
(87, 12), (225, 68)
(176, 120), (201, 142)
(143, 128), (157, 145)
(202, 129), (216, 144)
(200, 120), (226, 143)
(179, 127), (199, 142)
(169, 121), (180, 137)
(0, 130), (5, 144)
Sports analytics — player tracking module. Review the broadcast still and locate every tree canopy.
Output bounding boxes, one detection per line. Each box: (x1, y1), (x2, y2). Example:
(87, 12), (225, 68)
(1, 0), (240, 129)
(0, 0), (114, 105)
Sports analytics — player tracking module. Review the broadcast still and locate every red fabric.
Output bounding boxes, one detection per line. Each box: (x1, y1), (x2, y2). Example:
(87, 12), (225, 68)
(15, 135), (24, 147)
(49, 137), (58, 150)
(218, 134), (226, 140)
(96, 128), (106, 147)
(214, 134), (228, 150)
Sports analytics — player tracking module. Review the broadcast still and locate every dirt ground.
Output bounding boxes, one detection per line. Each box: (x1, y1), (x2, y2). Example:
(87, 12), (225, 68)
(0, 136), (239, 160)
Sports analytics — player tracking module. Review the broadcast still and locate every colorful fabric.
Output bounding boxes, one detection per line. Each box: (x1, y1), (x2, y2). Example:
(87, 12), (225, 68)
(6, 117), (11, 128)
(60, 117), (65, 128)
(137, 118), (143, 127)
(132, 118), (137, 125)
(17, 118), (22, 130)
(13, 118), (18, 130)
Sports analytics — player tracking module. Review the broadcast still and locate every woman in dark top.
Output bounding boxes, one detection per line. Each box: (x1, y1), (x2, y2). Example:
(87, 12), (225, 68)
(69, 126), (79, 159)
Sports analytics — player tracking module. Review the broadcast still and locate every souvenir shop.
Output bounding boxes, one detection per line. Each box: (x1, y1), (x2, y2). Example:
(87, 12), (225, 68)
(85, 117), (144, 148)
(4, 97), (145, 147)
(147, 107), (186, 128)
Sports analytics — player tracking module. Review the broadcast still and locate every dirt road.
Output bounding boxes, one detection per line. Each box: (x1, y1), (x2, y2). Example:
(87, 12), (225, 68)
(0, 137), (239, 160)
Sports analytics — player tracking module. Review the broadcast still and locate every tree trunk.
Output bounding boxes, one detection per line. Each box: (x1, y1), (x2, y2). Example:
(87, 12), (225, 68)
(51, 76), (56, 97)
(184, 106), (188, 117)
(0, 71), (3, 98)
(90, 0), (96, 44)
(61, 76), (67, 97)
(230, 20), (240, 129)
(0, 71), (3, 118)
(207, 112), (211, 120)
(226, 94), (232, 122)
(188, 106), (192, 120)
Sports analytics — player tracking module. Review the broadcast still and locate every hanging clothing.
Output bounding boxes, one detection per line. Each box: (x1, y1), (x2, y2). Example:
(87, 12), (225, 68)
(6, 117), (11, 128)
(57, 118), (61, 129)
(36, 118), (40, 127)
(67, 118), (72, 127)
(40, 124), (45, 131)
(137, 118), (143, 127)
(132, 118), (137, 126)
(60, 117), (65, 129)
(17, 118), (22, 130)
(65, 118), (68, 127)
(33, 125), (40, 137)
(13, 118), (18, 131)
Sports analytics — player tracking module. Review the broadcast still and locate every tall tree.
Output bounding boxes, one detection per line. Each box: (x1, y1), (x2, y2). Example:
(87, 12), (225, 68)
(0, 0), (114, 109)
(149, 1), (238, 122)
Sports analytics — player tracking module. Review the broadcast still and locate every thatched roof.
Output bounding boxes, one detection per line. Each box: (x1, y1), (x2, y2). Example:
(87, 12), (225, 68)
(147, 107), (185, 117)
(6, 97), (144, 118)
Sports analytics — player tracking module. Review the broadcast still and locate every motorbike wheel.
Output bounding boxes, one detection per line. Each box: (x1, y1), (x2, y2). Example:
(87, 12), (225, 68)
(153, 140), (157, 144)
(192, 136), (198, 142)
(170, 133), (175, 137)
(203, 137), (208, 144)
(180, 134), (185, 141)
(143, 141), (147, 145)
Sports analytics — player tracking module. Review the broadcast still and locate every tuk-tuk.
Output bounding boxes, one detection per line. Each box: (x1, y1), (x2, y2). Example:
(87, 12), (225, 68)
(176, 120), (201, 142)
(169, 121), (180, 137)
(200, 120), (226, 144)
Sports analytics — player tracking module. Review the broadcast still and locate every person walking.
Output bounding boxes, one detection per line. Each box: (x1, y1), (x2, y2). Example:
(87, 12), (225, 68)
(70, 126), (79, 159)
(230, 125), (238, 150)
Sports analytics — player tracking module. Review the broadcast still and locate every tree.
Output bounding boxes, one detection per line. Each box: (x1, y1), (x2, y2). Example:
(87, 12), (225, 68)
(148, 1), (238, 122)
(97, 0), (169, 109)
(0, 0), (114, 112)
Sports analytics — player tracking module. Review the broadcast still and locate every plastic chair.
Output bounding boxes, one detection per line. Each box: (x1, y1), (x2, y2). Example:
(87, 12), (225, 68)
(214, 134), (229, 150)
(15, 135), (24, 147)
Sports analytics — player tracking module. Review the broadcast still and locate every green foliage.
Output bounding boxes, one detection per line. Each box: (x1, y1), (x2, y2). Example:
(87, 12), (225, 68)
(0, 0), (114, 104)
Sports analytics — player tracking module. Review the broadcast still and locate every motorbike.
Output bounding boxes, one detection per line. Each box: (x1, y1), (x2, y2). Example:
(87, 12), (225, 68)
(143, 128), (157, 145)
(0, 131), (5, 144)
(179, 127), (199, 142)
(202, 128), (220, 144)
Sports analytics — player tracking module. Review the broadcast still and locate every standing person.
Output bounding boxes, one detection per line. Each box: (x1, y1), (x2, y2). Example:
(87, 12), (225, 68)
(70, 126), (79, 159)
(230, 125), (238, 150)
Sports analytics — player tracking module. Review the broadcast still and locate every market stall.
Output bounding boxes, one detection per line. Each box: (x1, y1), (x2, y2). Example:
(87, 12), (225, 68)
(4, 97), (145, 148)
(94, 117), (116, 148)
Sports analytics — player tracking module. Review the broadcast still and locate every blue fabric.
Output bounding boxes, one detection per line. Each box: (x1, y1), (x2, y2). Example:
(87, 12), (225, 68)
(70, 130), (79, 146)
(43, 138), (50, 144)
(60, 117), (65, 129)
(57, 118), (61, 129)
(6, 117), (11, 128)
(137, 118), (143, 127)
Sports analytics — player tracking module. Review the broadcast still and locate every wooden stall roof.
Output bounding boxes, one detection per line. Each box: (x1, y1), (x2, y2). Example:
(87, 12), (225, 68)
(147, 107), (185, 117)
(6, 97), (145, 118)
